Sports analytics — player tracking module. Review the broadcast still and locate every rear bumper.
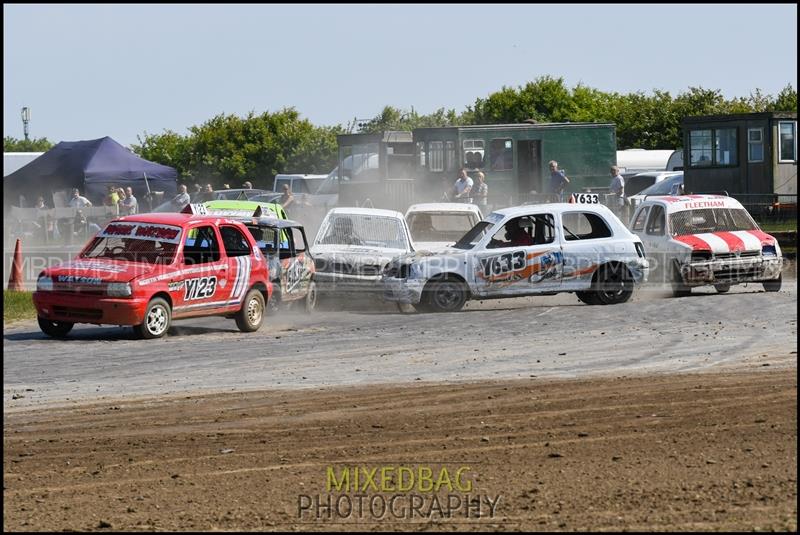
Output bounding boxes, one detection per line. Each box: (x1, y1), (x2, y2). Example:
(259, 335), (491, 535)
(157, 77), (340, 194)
(680, 256), (783, 285)
(33, 292), (149, 325)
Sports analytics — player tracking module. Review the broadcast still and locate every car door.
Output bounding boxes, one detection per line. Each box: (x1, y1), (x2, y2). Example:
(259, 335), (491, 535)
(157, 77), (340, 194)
(219, 224), (257, 309)
(279, 226), (314, 302)
(559, 210), (615, 291)
(173, 224), (232, 317)
(471, 213), (562, 298)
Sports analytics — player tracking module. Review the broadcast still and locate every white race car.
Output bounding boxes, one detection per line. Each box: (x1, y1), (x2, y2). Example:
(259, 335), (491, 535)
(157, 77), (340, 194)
(629, 194), (783, 296)
(383, 203), (649, 312)
(405, 203), (483, 252)
(311, 207), (413, 294)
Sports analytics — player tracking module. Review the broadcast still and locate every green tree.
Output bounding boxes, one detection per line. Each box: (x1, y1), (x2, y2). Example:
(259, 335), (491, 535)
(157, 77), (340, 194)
(3, 136), (54, 152)
(769, 84), (797, 112)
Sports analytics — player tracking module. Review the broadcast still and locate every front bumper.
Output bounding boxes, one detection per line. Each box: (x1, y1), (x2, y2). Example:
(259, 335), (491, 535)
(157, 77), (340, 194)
(382, 277), (426, 304)
(314, 272), (383, 294)
(33, 292), (148, 325)
(680, 256), (783, 285)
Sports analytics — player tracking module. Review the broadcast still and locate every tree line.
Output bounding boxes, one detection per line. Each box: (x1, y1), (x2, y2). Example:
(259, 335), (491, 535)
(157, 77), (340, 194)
(5, 77), (796, 188)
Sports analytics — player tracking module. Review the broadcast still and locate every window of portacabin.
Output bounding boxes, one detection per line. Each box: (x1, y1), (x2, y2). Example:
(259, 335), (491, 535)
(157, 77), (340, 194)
(748, 128), (764, 163)
(688, 127), (738, 168)
(778, 121), (797, 162)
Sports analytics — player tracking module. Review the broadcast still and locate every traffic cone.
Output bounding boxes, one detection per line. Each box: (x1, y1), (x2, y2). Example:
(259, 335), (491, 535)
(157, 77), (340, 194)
(7, 238), (24, 291)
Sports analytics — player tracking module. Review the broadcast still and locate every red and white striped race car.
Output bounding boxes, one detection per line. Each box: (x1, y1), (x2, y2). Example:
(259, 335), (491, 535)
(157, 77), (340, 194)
(629, 194), (783, 296)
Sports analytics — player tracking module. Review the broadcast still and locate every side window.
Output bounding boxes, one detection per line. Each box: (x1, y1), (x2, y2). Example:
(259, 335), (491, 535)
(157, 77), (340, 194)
(429, 141), (444, 172)
(291, 227), (307, 253)
(183, 226), (221, 265)
(220, 225), (252, 257)
(487, 215), (553, 248)
(463, 139), (485, 168)
(445, 141), (457, 171)
(246, 225), (278, 253)
(645, 205), (666, 235)
(490, 139), (514, 171)
(562, 212), (613, 241)
(779, 121), (797, 162)
(631, 206), (650, 232)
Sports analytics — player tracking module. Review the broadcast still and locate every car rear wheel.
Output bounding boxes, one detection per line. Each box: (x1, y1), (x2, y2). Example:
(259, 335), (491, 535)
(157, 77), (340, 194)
(714, 283), (731, 293)
(134, 297), (171, 339)
(575, 291), (600, 305)
(304, 281), (317, 313)
(763, 274), (782, 292)
(235, 288), (265, 332)
(424, 279), (467, 313)
(594, 264), (634, 305)
(38, 317), (74, 338)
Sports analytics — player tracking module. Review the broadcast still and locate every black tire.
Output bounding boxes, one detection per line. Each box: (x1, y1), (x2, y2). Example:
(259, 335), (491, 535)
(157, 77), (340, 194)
(423, 279), (468, 313)
(594, 264), (634, 305)
(235, 288), (265, 332)
(575, 291), (600, 305)
(714, 283), (731, 293)
(133, 297), (171, 339)
(671, 265), (691, 298)
(763, 274), (782, 293)
(38, 316), (74, 338)
(304, 281), (317, 313)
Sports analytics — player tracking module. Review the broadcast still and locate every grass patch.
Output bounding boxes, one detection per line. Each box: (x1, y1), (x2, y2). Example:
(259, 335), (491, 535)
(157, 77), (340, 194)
(4, 290), (36, 323)
(758, 220), (797, 233)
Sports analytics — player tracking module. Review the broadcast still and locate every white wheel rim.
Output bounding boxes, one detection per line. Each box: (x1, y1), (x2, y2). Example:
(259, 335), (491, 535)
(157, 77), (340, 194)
(146, 305), (168, 335)
(247, 296), (263, 325)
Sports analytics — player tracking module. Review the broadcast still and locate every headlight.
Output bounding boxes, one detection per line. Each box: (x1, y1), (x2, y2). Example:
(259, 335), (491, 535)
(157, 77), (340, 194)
(762, 245), (777, 257)
(107, 282), (132, 297)
(37, 276), (53, 292)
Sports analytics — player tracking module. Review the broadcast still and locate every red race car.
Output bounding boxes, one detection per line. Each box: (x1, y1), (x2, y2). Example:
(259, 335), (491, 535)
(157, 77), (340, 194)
(33, 213), (271, 339)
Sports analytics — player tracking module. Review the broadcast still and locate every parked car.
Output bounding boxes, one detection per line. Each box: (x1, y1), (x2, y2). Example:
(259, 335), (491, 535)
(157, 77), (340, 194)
(383, 203), (649, 312)
(33, 213), (271, 338)
(405, 203), (483, 252)
(629, 194), (783, 296)
(200, 199), (288, 220)
(311, 207), (413, 294)
(272, 174), (328, 195)
(627, 174), (684, 211)
(624, 171), (683, 198)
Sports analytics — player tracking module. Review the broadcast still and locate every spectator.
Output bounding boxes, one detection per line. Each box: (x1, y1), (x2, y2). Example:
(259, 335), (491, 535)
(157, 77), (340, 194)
(68, 188), (93, 209)
(547, 160), (570, 202)
(120, 187), (138, 215)
(475, 171), (488, 208)
(73, 209), (102, 238)
(103, 185), (119, 207)
(190, 183), (203, 202)
(608, 165), (626, 216)
(34, 196), (48, 210)
(201, 183), (215, 202)
(223, 183), (231, 189)
(279, 184), (294, 209)
(453, 168), (474, 203)
(243, 181), (253, 189)
(170, 184), (191, 210)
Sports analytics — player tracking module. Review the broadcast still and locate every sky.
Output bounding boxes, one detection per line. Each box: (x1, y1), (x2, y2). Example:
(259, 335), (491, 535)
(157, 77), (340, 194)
(4, 4), (798, 148)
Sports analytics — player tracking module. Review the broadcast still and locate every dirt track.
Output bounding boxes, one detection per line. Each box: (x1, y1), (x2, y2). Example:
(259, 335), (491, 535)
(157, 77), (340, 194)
(3, 369), (797, 531)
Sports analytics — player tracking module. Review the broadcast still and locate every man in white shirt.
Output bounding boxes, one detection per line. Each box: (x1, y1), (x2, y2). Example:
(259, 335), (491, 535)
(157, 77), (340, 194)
(68, 188), (93, 209)
(453, 169), (474, 203)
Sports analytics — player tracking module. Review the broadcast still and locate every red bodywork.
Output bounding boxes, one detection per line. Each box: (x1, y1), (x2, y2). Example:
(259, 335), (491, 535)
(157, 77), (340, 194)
(33, 213), (271, 327)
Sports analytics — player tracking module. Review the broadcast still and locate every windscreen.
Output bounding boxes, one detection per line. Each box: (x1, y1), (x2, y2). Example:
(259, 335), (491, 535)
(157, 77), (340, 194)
(639, 174), (683, 196)
(81, 221), (181, 264)
(669, 208), (757, 236)
(407, 212), (478, 243)
(316, 214), (408, 249)
(453, 221), (493, 250)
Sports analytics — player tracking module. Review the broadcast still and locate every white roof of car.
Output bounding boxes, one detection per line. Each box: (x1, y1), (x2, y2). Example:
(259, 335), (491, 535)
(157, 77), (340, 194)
(630, 171), (682, 179)
(325, 207), (405, 219)
(640, 194), (744, 212)
(406, 203), (482, 215)
(490, 203), (616, 219)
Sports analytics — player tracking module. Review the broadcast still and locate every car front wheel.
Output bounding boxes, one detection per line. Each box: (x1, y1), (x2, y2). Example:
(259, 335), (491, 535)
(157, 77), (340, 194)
(38, 317), (74, 338)
(714, 283), (731, 293)
(134, 297), (171, 339)
(763, 274), (782, 293)
(424, 279), (468, 313)
(236, 289), (265, 332)
(304, 281), (317, 313)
